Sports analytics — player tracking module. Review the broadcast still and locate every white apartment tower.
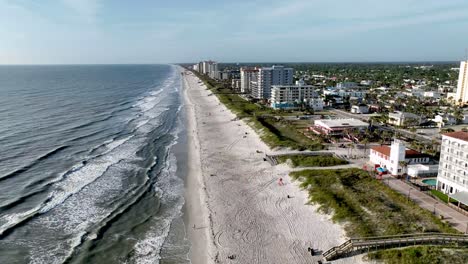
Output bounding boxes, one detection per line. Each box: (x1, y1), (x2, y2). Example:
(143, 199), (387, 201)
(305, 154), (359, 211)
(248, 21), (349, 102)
(240, 67), (258, 93)
(455, 60), (468, 105)
(270, 80), (319, 110)
(251, 65), (294, 99)
(437, 131), (468, 194)
(389, 139), (406, 175)
(198, 61), (218, 75)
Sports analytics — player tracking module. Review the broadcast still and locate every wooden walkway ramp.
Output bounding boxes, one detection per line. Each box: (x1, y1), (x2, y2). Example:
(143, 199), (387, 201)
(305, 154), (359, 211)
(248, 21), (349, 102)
(323, 233), (468, 261)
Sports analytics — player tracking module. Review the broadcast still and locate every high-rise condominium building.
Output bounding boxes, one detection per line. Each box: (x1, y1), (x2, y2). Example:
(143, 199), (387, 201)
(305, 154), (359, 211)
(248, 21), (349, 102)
(454, 60), (468, 105)
(251, 65), (293, 99)
(240, 67), (259, 93)
(437, 131), (468, 195)
(270, 80), (319, 110)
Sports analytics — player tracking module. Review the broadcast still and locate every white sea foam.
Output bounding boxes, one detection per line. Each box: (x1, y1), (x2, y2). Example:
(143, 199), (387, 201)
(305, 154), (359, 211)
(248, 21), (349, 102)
(132, 150), (185, 264)
(38, 135), (134, 214)
(24, 65), (184, 264)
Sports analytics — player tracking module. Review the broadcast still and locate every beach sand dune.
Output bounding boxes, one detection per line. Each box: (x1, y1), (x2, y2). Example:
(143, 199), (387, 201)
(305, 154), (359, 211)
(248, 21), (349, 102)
(182, 70), (366, 264)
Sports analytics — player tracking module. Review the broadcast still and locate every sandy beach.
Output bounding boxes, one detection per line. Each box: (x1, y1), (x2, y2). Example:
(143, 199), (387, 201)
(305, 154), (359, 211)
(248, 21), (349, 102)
(182, 69), (366, 264)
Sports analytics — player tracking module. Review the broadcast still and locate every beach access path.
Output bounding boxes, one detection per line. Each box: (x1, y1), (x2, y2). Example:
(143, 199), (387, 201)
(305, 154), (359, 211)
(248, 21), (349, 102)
(182, 70), (366, 264)
(383, 175), (468, 233)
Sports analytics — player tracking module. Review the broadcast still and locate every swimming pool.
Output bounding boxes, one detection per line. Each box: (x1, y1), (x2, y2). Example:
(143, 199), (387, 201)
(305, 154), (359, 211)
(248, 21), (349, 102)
(422, 179), (437, 186)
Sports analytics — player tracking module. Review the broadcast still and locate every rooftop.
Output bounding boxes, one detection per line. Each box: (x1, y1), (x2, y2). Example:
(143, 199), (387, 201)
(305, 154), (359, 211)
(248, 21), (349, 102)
(315, 118), (369, 128)
(388, 111), (419, 118)
(371, 145), (430, 158)
(443, 131), (468, 142)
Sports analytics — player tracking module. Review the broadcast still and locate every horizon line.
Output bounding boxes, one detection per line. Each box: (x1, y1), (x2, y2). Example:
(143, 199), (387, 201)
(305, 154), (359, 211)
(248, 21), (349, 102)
(0, 60), (462, 66)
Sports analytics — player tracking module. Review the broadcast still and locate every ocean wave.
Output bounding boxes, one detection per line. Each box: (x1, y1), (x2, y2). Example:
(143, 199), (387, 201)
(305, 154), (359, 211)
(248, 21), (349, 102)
(0, 135), (134, 237)
(132, 128), (185, 264)
(0, 145), (69, 183)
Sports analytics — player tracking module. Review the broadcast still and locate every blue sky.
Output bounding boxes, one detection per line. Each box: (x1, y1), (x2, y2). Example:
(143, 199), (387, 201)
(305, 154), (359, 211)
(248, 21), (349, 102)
(1, 0), (468, 64)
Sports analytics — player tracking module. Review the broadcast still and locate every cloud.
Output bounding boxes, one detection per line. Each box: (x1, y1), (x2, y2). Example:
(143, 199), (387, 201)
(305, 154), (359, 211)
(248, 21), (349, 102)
(62, 0), (102, 23)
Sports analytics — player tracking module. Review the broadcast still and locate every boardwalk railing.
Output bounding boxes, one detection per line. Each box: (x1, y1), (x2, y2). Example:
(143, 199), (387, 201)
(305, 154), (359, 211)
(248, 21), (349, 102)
(323, 233), (468, 261)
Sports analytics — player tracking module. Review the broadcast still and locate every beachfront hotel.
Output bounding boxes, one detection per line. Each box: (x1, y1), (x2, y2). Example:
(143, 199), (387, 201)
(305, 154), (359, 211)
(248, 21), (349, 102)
(240, 67), (259, 93)
(369, 140), (432, 176)
(251, 65), (293, 99)
(437, 131), (468, 196)
(197, 61), (218, 77)
(270, 80), (322, 110)
(454, 60), (468, 105)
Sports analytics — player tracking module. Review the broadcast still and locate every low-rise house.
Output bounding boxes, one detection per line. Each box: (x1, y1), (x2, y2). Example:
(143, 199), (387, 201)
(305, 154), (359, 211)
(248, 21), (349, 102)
(368, 104), (382, 113)
(324, 88), (367, 99)
(350, 104), (369, 114)
(337, 82), (358, 89)
(310, 118), (369, 136)
(407, 164), (439, 178)
(433, 114), (456, 128)
(360, 80), (373, 86)
(423, 91), (441, 100)
(388, 111), (423, 126)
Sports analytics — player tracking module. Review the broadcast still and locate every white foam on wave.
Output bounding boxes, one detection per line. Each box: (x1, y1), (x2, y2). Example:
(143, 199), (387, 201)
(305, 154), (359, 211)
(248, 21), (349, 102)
(28, 136), (145, 263)
(132, 150), (186, 264)
(131, 120), (187, 264)
(0, 135), (135, 236)
(38, 135), (134, 214)
(23, 65), (185, 263)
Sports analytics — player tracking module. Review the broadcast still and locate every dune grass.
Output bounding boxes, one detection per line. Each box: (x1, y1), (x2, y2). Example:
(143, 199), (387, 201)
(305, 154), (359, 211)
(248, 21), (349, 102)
(366, 246), (468, 264)
(290, 169), (456, 237)
(277, 155), (347, 167)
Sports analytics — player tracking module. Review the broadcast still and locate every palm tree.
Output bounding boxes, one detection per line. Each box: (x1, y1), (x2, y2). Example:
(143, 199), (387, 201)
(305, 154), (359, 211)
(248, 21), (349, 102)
(361, 138), (370, 156)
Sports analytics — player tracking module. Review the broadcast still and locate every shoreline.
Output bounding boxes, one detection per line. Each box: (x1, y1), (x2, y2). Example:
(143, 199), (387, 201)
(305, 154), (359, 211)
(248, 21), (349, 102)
(181, 69), (365, 263)
(182, 70), (212, 264)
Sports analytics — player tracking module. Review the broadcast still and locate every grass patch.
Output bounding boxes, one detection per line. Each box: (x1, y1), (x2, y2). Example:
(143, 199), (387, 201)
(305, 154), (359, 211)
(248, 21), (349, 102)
(290, 169), (456, 237)
(366, 246), (468, 264)
(277, 155), (347, 167)
(430, 189), (458, 203)
(189, 70), (323, 150)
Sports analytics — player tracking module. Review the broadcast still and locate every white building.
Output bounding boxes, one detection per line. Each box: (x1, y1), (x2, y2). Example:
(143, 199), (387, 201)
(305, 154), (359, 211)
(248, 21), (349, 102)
(360, 80), (373, 86)
(270, 80), (319, 110)
(407, 164), (439, 178)
(198, 61), (218, 76)
(369, 140), (431, 176)
(240, 67), (258, 93)
(311, 118), (369, 136)
(454, 60), (468, 105)
(337, 82), (358, 89)
(251, 65), (293, 99)
(388, 111), (422, 126)
(309, 98), (324, 111)
(231, 79), (241, 91)
(433, 114), (456, 128)
(351, 104), (369, 114)
(323, 88), (367, 99)
(423, 91), (441, 100)
(437, 131), (468, 194)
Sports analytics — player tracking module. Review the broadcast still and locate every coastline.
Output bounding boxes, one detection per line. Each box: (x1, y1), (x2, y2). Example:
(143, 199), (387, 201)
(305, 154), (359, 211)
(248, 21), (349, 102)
(182, 70), (212, 264)
(181, 68), (365, 263)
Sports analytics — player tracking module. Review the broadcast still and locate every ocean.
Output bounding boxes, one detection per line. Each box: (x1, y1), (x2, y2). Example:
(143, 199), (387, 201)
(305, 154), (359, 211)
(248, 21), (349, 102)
(0, 65), (190, 263)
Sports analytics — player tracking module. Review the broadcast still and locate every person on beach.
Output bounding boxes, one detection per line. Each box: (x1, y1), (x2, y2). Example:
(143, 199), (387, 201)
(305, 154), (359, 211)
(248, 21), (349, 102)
(287, 195), (290, 198)
(278, 178), (283, 186)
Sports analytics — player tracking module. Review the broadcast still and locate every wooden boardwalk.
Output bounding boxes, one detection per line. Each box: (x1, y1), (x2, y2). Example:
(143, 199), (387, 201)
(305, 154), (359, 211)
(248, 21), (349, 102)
(322, 233), (468, 261)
